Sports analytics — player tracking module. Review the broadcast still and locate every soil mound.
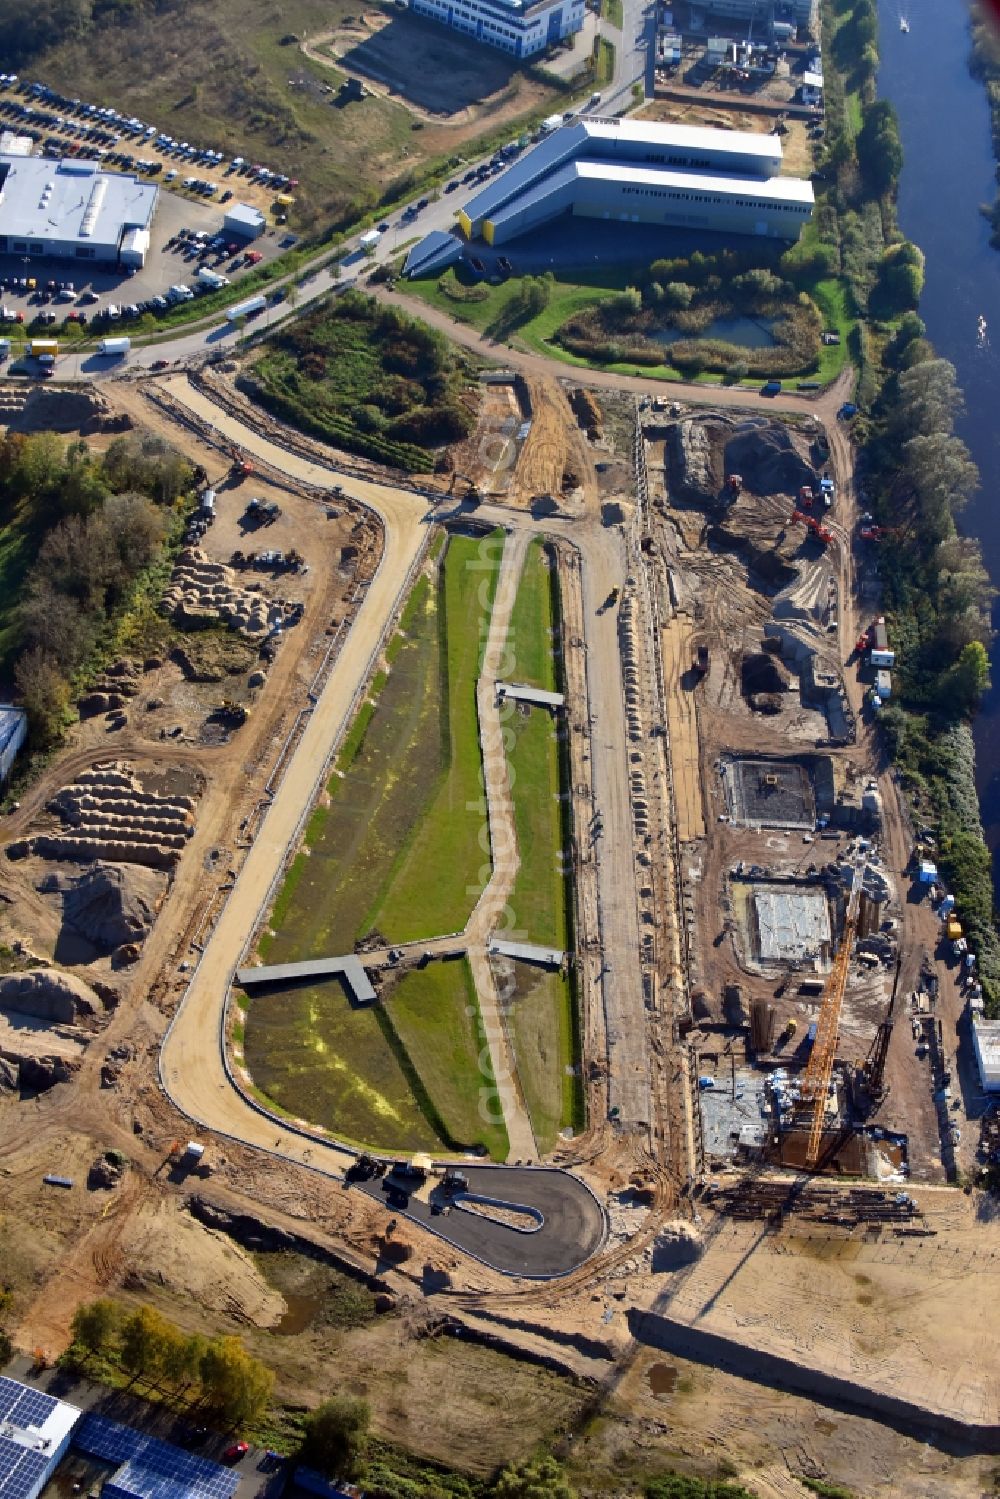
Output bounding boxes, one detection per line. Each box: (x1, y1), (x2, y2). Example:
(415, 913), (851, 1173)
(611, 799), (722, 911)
(44, 863), (167, 952)
(652, 1221), (704, 1272)
(723, 423), (816, 497)
(0, 968), (103, 1024)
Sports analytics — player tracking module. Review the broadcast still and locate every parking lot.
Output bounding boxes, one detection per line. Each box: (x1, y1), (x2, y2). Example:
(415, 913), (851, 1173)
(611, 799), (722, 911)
(0, 183), (296, 345)
(0, 75), (297, 216)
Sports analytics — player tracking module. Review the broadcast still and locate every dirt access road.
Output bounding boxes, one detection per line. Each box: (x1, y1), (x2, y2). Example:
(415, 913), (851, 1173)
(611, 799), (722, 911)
(158, 380), (430, 1179)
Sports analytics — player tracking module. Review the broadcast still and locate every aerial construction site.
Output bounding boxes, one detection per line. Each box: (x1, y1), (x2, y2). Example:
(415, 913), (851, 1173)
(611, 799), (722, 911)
(0, 356), (995, 1499)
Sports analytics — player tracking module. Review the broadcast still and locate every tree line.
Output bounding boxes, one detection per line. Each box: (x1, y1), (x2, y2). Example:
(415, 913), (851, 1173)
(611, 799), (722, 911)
(0, 431), (192, 746)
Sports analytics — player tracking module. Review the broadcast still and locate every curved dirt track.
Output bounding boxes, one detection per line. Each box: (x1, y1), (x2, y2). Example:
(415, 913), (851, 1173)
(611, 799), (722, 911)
(159, 380), (430, 1179)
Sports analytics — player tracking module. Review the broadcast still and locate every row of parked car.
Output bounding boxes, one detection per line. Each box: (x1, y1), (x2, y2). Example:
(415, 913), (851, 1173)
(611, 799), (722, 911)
(0, 75), (298, 193)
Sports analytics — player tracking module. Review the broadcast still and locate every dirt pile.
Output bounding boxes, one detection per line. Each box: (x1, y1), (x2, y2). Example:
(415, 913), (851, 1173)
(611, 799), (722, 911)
(88, 1150), (128, 1190)
(41, 863), (167, 953)
(666, 414), (732, 505)
(0, 968), (103, 1024)
(652, 1221), (704, 1271)
(161, 546), (286, 638)
(723, 422), (817, 497)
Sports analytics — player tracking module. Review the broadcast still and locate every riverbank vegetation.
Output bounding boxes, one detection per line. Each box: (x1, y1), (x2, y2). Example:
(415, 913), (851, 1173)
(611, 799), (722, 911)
(817, 0), (1000, 1003)
(969, 4), (1000, 247)
(243, 291), (476, 472)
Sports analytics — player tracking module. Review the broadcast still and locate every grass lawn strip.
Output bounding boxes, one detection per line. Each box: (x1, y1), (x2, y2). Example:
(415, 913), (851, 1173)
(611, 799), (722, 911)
(367, 529), (504, 942)
(506, 537), (559, 693)
(504, 963), (582, 1154)
(387, 960), (510, 1159)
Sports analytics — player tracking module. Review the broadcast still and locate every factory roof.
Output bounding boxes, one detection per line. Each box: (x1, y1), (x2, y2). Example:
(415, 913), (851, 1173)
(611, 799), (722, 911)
(0, 155), (157, 247)
(461, 118), (783, 227)
(973, 1017), (1000, 1087)
(482, 158), (813, 239)
(572, 160), (814, 202)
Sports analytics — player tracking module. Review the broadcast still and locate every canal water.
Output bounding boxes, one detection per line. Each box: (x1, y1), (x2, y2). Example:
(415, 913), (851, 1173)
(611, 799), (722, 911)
(876, 0), (1000, 891)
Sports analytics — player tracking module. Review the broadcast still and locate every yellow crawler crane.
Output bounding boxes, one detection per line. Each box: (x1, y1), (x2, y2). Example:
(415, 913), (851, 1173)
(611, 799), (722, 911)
(799, 861), (866, 1168)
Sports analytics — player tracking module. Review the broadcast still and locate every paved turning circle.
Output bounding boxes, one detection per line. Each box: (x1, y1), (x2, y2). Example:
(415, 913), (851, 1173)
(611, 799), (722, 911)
(360, 1165), (606, 1278)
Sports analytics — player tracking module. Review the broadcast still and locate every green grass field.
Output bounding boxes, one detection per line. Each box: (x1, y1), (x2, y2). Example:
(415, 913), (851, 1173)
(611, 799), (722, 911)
(503, 543), (570, 951)
(387, 960), (510, 1158)
(242, 975), (442, 1152)
(245, 528), (511, 1149)
(504, 964), (582, 1154)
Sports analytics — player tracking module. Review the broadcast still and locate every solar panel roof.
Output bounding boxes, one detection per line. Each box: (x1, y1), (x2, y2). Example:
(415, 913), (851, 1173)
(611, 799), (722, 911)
(75, 1415), (239, 1499)
(0, 1379), (57, 1432)
(0, 1435), (49, 1499)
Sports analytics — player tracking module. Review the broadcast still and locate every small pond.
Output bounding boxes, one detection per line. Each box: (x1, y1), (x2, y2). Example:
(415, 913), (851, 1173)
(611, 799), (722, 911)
(652, 314), (778, 350)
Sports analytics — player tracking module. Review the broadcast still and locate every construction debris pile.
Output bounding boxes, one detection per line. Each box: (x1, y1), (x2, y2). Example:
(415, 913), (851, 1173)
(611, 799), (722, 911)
(160, 546), (289, 638)
(19, 763), (197, 870)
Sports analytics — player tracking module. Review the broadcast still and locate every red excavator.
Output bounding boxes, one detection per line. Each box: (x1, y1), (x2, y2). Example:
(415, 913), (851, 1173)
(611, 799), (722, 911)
(790, 508), (832, 545)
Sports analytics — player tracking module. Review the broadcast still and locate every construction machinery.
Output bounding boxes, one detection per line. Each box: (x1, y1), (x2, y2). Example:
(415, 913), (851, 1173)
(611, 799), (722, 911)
(726, 473), (743, 497)
(797, 861), (866, 1168)
(860, 957), (902, 1107)
(229, 448), (254, 482)
(692, 643), (710, 678)
(790, 509), (833, 545)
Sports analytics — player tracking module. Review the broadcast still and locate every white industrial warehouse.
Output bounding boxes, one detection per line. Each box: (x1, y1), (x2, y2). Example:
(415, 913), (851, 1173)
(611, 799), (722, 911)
(0, 154), (159, 267)
(407, 0), (584, 57)
(406, 119), (813, 271)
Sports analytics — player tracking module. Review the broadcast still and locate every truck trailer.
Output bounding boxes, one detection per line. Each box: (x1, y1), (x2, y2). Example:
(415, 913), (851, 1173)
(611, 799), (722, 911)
(225, 294), (267, 323)
(97, 336), (131, 357)
(28, 338), (58, 362)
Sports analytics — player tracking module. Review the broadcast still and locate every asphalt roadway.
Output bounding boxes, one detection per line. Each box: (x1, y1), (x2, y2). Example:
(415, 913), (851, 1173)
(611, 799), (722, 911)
(359, 1165), (607, 1278)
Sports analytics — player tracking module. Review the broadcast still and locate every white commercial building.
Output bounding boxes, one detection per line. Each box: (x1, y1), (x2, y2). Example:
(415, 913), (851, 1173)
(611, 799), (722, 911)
(973, 1017), (1000, 1092)
(408, 0), (584, 57)
(0, 155), (158, 267)
(455, 118), (812, 247)
(0, 1375), (82, 1499)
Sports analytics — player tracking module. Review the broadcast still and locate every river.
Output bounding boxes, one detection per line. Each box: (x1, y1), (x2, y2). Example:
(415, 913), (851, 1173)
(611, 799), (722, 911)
(875, 0), (1000, 891)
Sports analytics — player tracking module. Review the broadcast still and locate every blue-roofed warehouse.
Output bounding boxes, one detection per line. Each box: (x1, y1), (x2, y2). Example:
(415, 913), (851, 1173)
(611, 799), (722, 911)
(74, 1413), (239, 1499)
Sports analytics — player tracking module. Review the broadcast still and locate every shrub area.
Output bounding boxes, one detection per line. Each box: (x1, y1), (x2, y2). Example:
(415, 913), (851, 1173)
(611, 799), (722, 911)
(245, 290), (476, 473)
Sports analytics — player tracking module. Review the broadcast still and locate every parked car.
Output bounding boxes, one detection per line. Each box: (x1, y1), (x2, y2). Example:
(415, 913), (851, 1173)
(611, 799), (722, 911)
(222, 1443), (249, 1464)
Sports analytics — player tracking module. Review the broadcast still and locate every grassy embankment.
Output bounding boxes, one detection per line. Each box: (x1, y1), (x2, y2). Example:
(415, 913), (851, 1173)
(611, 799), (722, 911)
(242, 530), (510, 1153)
(501, 539), (583, 1151)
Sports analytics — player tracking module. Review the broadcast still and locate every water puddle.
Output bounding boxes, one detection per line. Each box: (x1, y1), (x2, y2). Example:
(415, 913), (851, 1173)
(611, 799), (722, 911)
(273, 1290), (323, 1335)
(647, 1361), (678, 1396)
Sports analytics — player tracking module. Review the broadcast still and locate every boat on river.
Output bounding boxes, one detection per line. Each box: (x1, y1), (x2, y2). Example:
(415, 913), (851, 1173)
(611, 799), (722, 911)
(900, 16), (910, 32)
